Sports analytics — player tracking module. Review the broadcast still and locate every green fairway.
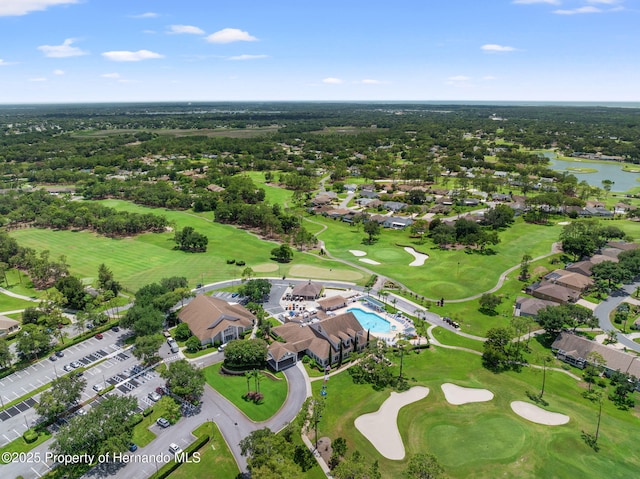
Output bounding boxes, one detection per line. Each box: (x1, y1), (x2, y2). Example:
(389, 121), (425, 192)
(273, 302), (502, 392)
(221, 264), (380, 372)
(311, 346), (640, 479)
(310, 215), (563, 299)
(203, 363), (288, 422)
(8, 200), (365, 291)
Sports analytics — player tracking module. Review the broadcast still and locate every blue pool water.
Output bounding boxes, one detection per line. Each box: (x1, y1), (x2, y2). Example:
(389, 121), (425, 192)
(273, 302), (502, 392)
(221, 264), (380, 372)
(347, 307), (391, 334)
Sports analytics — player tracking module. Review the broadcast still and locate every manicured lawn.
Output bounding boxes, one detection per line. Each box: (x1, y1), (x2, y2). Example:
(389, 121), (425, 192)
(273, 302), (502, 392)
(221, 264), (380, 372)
(0, 293), (37, 314)
(0, 429), (52, 462)
(311, 346), (640, 479)
(310, 215), (563, 299)
(203, 363), (288, 421)
(131, 399), (183, 447)
(430, 327), (484, 352)
(168, 422), (239, 479)
(9, 200), (365, 292)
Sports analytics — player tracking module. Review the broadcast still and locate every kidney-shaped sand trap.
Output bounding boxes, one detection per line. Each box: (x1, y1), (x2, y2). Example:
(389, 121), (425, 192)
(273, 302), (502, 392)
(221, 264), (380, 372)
(404, 246), (429, 266)
(510, 401), (570, 425)
(349, 250), (367, 257)
(354, 386), (429, 460)
(441, 383), (494, 405)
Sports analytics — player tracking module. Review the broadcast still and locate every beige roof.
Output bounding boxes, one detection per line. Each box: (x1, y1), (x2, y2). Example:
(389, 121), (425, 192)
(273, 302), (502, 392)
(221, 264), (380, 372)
(552, 332), (640, 377)
(317, 295), (347, 310)
(607, 241), (638, 251)
(515, 296), (557, 316)
(544, 269), (594, 291)
(532, 283), (580, 303)
(0, 316), (19, 330)
(591, 254), (618, 264)
(177, 295), (255, 342)
(565, 261), (593, 277)
(291, 281), (323, 298)
(272, 312), (366, 362)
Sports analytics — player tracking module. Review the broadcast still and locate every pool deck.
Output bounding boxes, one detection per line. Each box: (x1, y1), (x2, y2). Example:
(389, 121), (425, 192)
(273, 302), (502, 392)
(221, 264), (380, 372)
(276, 287), (414, 344)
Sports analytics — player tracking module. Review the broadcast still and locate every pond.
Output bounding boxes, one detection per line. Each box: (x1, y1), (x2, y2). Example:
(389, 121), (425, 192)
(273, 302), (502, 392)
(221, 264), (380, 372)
(545, 152), (640, 192)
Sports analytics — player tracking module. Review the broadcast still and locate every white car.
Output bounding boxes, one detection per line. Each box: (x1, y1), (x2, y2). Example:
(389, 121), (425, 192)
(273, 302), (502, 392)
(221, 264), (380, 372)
(148, 391), (161, 402)
(92, 384), (104, 392)
(169, 443), (183, 455)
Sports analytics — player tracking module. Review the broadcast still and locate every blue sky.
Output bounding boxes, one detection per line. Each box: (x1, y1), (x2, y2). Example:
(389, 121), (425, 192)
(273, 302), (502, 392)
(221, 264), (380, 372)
(0, 0), (638, 103)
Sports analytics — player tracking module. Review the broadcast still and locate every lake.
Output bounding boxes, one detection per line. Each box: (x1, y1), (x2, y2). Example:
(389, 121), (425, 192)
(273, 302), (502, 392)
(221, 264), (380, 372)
(545, 152), (640, 192)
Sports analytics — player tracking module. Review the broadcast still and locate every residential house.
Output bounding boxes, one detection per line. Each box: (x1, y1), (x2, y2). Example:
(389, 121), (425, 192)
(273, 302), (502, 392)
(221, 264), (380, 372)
(525, 282), (580, 304)
(565, 260), (594, 277)
(514, 297), (557, 318)
(0, 316), (20, 337)
(359, 189), (379, 199)
(461, 198), (480, 206)
(491, 193), (511, 202)
(177, 296), (255, 346)
(267, 312), (368, 371)
(543, 269), (594, 292)
(580, 207), (613, 218)
(591, 254), (618, 264)
(552, 332), (640, 389)
(383, 216), (414, 229)
(383, 201), (408, 212)
(606, 241), (639, 252)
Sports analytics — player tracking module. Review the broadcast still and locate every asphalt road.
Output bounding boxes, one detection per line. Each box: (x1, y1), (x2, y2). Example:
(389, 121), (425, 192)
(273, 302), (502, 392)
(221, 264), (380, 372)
(594, 281), (640, 353)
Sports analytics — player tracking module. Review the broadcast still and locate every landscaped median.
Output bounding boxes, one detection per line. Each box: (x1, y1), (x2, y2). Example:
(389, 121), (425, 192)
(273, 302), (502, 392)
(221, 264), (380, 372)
(203, 363), (287, 421)
(160, 422), (239, 479)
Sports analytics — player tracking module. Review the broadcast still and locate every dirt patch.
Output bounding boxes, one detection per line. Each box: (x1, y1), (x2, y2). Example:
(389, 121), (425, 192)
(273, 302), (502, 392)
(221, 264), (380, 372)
(252, 263), (279, 273)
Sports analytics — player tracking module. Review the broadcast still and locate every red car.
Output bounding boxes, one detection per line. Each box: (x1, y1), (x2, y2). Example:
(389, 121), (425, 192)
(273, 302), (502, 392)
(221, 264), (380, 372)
(95, 333), (104, 339)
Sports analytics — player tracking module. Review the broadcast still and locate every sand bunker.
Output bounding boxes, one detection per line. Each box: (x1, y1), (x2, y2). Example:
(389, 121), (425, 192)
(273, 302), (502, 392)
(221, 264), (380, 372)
(441, 383), (494, 405)
(349, 250), (367, 257)
(354, 386), (429, 460)
(360, 258), (381, 265)
(510, 401), (570, 426)
(404, 247), (429, 267)
(557, 221), (571, 225)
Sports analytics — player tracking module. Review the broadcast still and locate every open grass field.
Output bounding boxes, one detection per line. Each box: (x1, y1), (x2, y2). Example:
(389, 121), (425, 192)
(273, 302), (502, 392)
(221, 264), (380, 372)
(312, 346), (640, 479)
(0, 293), (38, 314)
(168, 422), (239, 479)
(310, 215), (563, 299)
(203, 363), (288, 422)
(8, 200), (365, 292)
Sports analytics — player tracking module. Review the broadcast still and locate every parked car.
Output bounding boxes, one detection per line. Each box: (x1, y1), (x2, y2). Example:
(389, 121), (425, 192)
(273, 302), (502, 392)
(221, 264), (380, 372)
(156, 417), (170, 428)
(169, 443), (183, 455)
(95, 333), (104, 339)
(155, 387), (165, 396)
(148, 391), (161, 402)
(128, 443), (138, 452)
(49, 355), (58, 362)
(111, 326), (120, 332)
(55, 350), (64, 357)
(218, 343), (227, 352)
(92, 384), (104, 392)
(63, 364), (73, 372)
(71, 361), (81, 368)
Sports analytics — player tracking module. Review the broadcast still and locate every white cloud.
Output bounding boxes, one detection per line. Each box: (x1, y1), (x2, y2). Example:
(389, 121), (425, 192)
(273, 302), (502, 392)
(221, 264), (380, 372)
(322, 77), (343, 84)
(512, 0), (560, 4)
(102, 50), (164, 62)
(228, 54), (268, 61)
(52, 69), (64, 75)
(167, 25), (204, 35)
(28, 77), (47, 82)
(553, 6), (602, 14)
(0, 0), (79, 17)
(481, 44), (516, 52)
(482, 75), (497, 81)
(206, 28), (257, 44)
(587, 0), (620, 4)
(131, 12), (158, 19)
(38, 38), (87, 58)
(448, 75), (472, 82)
(101, 72), (121, 79)
(359, 79), (383, 84)
(0, 58), (15, 66)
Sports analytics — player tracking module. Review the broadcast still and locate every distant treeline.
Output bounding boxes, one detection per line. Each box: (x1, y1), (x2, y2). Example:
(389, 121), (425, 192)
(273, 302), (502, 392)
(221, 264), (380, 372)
(0, 189), (168, 236)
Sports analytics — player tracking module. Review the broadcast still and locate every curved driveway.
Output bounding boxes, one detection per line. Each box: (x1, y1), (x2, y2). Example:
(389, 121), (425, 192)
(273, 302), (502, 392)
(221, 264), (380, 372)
(594, 281), (640, 353)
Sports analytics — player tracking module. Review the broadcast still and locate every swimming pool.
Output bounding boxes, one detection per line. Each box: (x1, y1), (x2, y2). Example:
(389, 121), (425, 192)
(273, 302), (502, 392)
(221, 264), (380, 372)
(347, 307), (391, 334)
